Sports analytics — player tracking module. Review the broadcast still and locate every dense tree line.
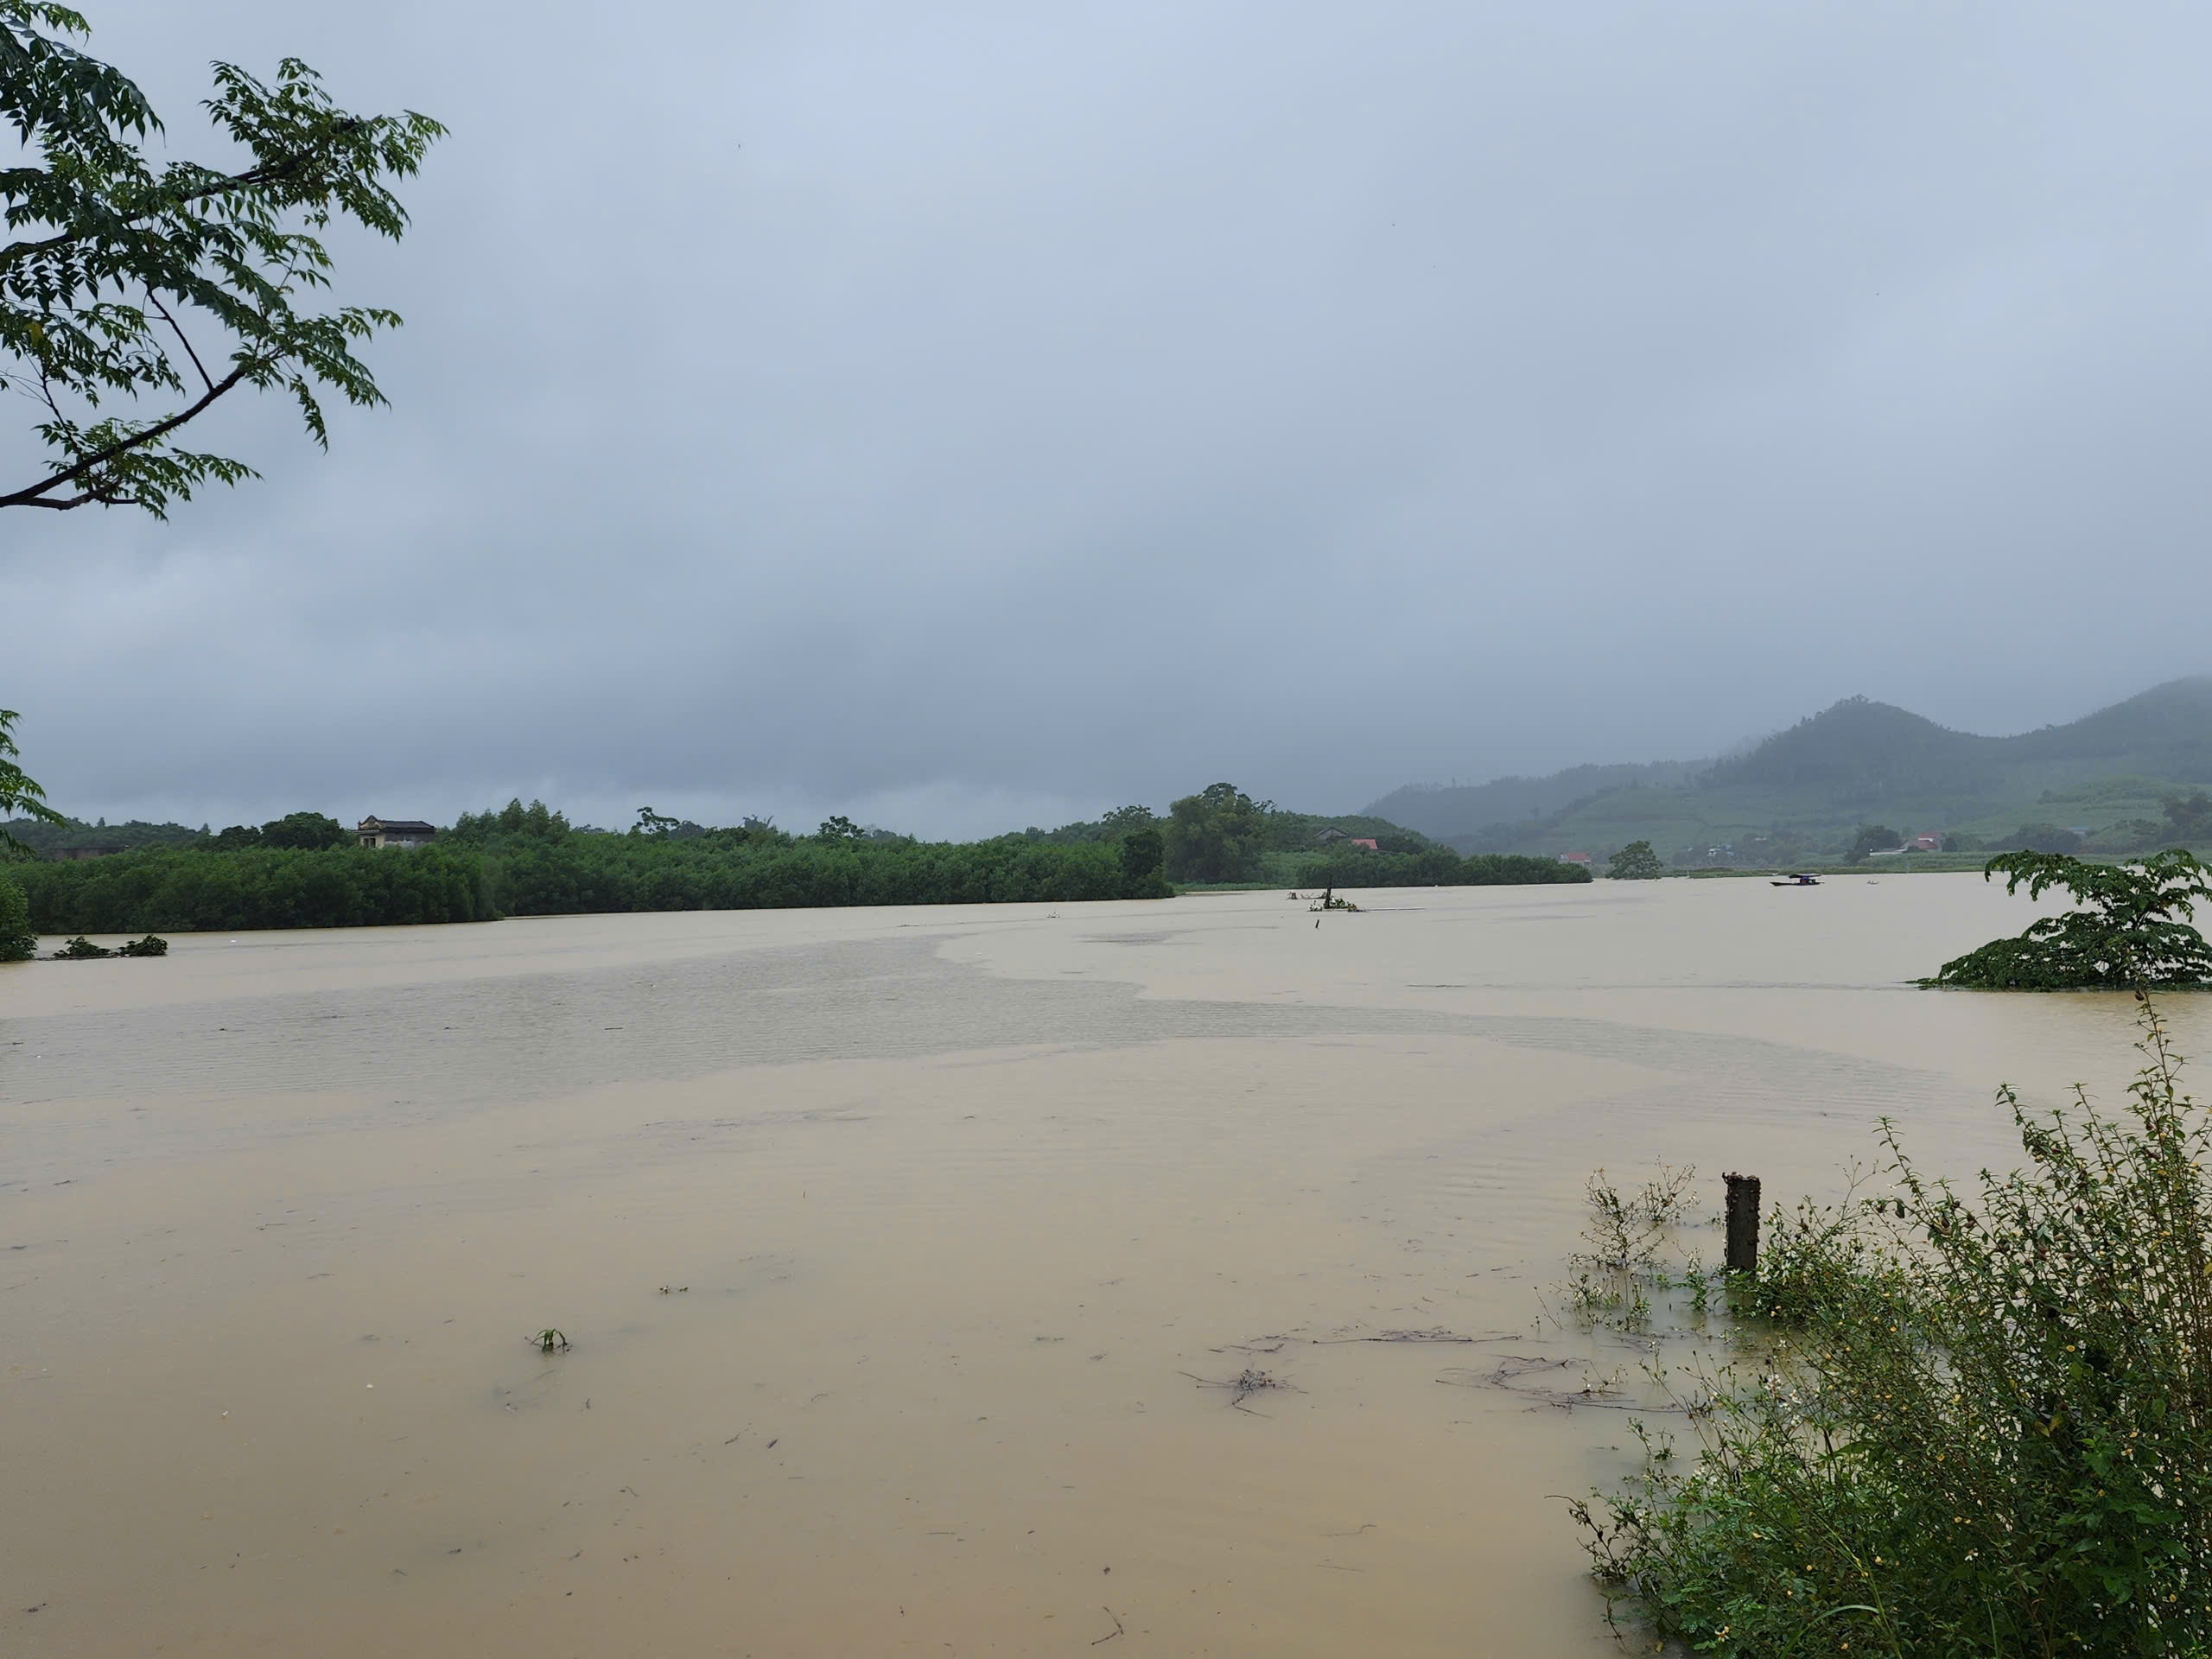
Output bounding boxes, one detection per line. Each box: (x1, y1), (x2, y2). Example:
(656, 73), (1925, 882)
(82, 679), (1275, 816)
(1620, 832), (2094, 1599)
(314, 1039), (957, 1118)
(11, 844), (496, 933)
(1153, 781), (1560, 887)
(474, 827), (1167, 916)
(5, 788), (1592, 938)
(9, 822), (1174, 933)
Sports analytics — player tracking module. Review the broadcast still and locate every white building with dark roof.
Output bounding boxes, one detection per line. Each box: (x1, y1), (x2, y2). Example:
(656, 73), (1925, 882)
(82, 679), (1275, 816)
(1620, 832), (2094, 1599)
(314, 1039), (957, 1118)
(357, 817), (437, 849)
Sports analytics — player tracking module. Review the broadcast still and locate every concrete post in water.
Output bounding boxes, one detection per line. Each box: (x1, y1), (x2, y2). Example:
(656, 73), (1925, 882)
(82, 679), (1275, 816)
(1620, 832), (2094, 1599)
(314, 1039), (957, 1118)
(1724, 1172), (1761, 1274)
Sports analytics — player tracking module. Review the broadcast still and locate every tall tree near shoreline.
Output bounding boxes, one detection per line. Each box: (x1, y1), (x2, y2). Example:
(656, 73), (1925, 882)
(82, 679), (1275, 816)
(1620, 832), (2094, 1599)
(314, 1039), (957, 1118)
(1, 1), (442, 515)
(1163, 782), (1268, 883)
(1606, 840), (1663, 880)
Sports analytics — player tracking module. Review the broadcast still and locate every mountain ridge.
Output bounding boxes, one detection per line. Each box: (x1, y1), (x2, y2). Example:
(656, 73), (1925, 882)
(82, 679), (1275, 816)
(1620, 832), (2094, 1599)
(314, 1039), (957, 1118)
(1365, 677), (2212, 861)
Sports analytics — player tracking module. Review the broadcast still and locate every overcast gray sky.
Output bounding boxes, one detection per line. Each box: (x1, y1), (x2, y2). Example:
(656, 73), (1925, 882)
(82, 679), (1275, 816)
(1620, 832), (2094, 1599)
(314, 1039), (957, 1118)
(5, 2), (2209, 836)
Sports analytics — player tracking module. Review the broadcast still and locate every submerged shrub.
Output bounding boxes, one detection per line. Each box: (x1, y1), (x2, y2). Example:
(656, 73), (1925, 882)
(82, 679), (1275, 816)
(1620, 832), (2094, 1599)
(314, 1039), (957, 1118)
(1922, 849), (2212, 989)
(1574, 999), (2212, 1656)
(1564, 1163), (1703, 1332)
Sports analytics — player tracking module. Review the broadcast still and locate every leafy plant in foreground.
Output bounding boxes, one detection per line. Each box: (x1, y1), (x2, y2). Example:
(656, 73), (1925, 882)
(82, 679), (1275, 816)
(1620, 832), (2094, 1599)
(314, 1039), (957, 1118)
(1921, 850), (2212, 989)
(1574, 999), (2212, 1656)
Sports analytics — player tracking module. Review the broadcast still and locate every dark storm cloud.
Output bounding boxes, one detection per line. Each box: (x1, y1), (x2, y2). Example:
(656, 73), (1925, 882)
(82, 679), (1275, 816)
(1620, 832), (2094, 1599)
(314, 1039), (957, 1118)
(6, 2), (2209, 836)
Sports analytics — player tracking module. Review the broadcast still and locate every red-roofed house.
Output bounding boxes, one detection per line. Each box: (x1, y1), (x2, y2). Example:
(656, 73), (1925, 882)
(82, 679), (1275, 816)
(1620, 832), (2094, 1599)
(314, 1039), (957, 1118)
(1561, 851), (1593, 865)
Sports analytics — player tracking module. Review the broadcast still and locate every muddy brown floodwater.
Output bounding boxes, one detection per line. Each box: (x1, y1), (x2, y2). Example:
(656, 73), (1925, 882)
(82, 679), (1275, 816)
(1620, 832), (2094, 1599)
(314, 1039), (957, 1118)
(4, 876), (2203, 1656)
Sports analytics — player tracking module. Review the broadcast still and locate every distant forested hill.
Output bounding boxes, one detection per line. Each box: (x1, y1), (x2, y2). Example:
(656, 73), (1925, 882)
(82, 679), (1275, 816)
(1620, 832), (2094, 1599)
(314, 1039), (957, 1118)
(1, 817), (204, 856)
(1365, 677), (2212, 866)
(1365, 760), (1708, 845)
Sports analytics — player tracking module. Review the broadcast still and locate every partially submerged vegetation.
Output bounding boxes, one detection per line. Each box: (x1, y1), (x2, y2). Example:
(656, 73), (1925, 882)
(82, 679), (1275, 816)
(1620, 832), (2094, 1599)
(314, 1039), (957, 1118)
(1573, 1000), (2212, 1656)
(1606, 840), (1664, 880)
(50, 933), (165, 957)
(5, 832), (1158, 933)
(1922, 850), (2212, 990)
(1045, 785), (1586, 888)
(1563, 1163), (1704, 1332)
(3, 790), (1589, 936)
(12, 843), (499, 933)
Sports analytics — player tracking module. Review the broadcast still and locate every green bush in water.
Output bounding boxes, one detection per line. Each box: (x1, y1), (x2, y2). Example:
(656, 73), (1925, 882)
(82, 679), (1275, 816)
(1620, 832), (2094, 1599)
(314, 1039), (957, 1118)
(1921, 849), (2212, 989)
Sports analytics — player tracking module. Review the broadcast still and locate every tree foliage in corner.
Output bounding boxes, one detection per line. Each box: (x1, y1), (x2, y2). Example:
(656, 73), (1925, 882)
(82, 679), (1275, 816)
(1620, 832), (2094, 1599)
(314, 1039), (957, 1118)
(2, 1), (442, 514)
(1606, 839), (1662, 880)
(1921, 849), (2212, 989)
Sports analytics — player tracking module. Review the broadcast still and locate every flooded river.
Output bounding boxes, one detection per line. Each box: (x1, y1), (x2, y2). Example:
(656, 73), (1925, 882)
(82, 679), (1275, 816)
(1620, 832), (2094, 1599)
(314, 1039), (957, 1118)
(4, 875), (2201, 1656)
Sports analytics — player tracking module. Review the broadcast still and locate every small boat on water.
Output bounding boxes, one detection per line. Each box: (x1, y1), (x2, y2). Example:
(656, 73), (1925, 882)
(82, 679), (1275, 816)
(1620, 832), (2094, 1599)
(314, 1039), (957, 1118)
(1770, 873), (1821, 887)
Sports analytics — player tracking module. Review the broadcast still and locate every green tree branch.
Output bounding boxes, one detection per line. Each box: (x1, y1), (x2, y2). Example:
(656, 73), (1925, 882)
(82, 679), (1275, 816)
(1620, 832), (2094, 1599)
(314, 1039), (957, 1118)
(2, 1), (443, 516)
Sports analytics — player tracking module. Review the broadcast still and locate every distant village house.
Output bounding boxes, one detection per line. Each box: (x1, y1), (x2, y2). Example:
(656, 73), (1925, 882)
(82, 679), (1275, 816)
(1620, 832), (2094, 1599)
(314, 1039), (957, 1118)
(1560, 851), (1593, 865)
(1314, 829), (1380, 850)
(357, 817), (437, 849)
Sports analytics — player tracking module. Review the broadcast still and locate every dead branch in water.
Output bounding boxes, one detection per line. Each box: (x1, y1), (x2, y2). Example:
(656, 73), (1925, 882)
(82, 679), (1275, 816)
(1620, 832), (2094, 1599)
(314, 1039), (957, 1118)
(1179, 1366), (1294, 1414)
(1436, 1353), (1673, 1413)
(1317, 1327), (1518, 1345)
